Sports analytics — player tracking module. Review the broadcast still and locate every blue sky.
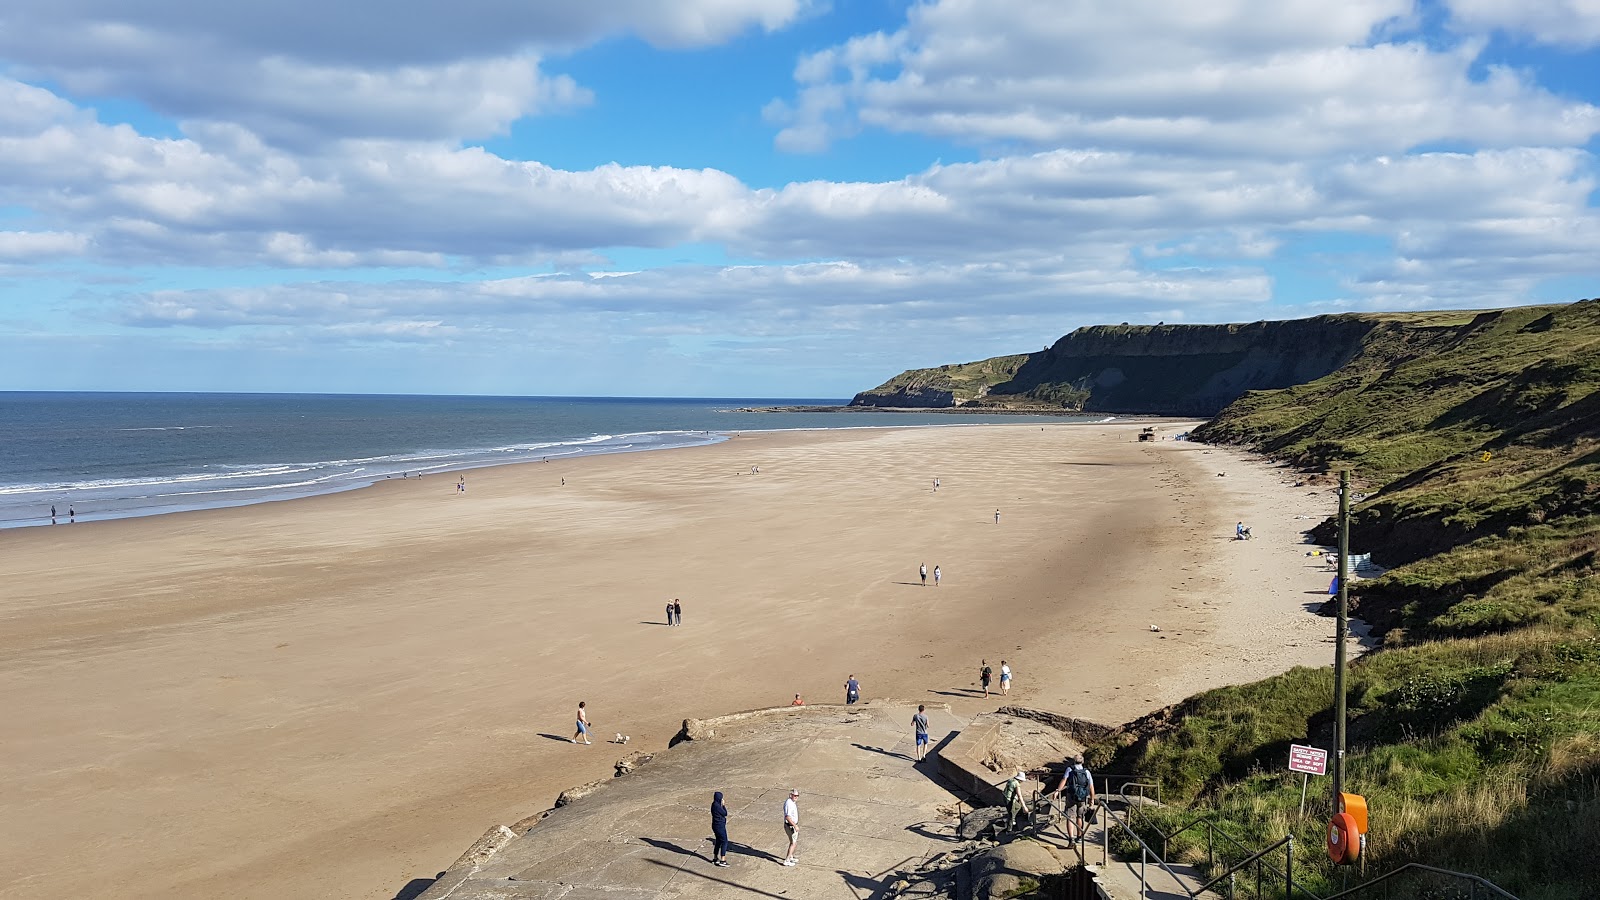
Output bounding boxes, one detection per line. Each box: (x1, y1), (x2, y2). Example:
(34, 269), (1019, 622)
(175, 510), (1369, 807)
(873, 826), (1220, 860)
(0, 0), (1596, 397)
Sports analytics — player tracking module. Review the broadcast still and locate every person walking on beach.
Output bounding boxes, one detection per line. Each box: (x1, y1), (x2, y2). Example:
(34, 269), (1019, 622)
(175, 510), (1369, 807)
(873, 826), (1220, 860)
(666, 600), (676, 626)
(710, 791), (730, 867)
(980, 660), (993, 698)
(50, 505), (56, 524)
(994, 508), (1001, 525)
(919, 563), (927, 586)
(933, 565), (941, 587)
(572, 701), (592, 744)
(845, 674), (861, 705)
(781, 789), (800, 866)
(1000, 661), (1012, 696)
(912, 704), (931, 761)
(68, 506), (75, 522)
(673, 598), (683, 627)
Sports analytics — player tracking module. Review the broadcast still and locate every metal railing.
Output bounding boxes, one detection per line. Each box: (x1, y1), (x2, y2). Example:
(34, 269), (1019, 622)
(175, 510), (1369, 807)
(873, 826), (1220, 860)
(1318, 864), (1520, 900)
(1103, 787), (1316, 900)
(1097, 796), (1210, 898)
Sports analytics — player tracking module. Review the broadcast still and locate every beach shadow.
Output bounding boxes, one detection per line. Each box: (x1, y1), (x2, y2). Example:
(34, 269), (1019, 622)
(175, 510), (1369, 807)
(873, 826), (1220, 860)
(639, 620), (671, 625)
(641, 858), (790, 899)
(852, 742), (912, 761)
(905, 821), (963, 843)
(927, 689), (981, 697)
(640, 837), (703, 859)
(728, 842), (785, 863)
(536, 733), (575, 743)
(838, 867), (897, 899)
(388, 873), (444, 900)
(890, 581), (927, 587)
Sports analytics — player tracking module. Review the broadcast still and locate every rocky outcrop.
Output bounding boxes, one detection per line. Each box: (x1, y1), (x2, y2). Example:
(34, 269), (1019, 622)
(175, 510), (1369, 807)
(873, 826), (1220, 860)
(852, 314), (1384, 414)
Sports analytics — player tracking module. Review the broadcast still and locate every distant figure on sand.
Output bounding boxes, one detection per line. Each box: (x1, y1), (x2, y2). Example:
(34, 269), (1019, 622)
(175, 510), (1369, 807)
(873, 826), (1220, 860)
(710, 791), (730, 867)
(913, 704), (930, 761)
(69, 506), (75, 522)
(791, 693), (805, 706)
(980, 660), (993, 697)
(673, 598), (683, 626)
(572, 701), (592, 744)
(933, 565), (941, 587)
(1000, 660), (1012, 695)
(1236, 521), (1251, 540)
(995, 508), (1001, 525)
(781, 789), (800, 866)
(666, 600), (675, 626)
(845, 674), (861, 705)
(919, 563), (927, 586)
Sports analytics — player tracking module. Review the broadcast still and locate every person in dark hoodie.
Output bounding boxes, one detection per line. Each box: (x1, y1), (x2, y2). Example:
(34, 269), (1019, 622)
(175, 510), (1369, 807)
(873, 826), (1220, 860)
(710, 791), (730, 867)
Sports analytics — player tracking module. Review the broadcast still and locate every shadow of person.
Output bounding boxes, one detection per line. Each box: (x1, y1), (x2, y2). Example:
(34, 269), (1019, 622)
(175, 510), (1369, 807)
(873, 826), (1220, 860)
(852, 742), (912, 761)
(727, 841), (785, 862)
(536, 733), (575, 743)
(639, 836), (704, 859)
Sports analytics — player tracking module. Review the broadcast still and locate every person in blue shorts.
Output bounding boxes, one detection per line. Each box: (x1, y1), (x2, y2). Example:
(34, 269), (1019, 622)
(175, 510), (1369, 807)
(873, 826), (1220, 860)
(912, 704), (930, 761)
(845, 675), (861, 704)
(572, 701), (592, 744)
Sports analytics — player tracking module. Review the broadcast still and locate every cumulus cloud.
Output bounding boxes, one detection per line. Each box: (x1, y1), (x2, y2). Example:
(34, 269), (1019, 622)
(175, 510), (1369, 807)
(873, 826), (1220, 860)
(0, 230), (88, 260)
(0, 1), (810, 144)
(1445, 0), (1600, 48)
(769, 0), (1600, 156)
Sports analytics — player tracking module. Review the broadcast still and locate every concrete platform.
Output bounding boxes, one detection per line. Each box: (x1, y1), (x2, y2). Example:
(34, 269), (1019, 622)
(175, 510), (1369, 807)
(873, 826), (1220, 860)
(418, 702), (973, 900)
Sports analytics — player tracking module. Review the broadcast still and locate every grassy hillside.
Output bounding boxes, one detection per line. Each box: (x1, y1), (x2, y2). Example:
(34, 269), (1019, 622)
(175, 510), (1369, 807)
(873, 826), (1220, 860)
(1096, 300), (1600, 899)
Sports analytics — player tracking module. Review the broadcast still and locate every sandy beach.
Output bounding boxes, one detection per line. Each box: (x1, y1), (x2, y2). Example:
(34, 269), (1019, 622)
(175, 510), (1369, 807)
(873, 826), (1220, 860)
(0, 423), (1346, 899)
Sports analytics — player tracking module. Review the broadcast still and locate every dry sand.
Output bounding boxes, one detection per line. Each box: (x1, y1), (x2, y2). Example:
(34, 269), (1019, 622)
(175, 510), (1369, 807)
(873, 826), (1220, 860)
(0, 422), (1350, 900)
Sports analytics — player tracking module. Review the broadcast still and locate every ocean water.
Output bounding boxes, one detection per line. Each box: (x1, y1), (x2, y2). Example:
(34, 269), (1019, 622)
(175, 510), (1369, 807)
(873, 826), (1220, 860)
(0, 393), (1098, 527)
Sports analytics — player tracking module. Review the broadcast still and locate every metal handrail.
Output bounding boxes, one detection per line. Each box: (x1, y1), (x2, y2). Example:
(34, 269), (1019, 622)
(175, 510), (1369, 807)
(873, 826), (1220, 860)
(1102, 797), (1322, 900)
(1192, 835), (1291, 897)
(1097, 798), (1202, 898)
(1319, 863), (1521, 900)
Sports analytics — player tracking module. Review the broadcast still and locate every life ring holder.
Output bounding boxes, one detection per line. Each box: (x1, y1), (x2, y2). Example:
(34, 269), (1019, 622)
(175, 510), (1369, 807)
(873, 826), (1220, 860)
(1327, 811), (1360, 865)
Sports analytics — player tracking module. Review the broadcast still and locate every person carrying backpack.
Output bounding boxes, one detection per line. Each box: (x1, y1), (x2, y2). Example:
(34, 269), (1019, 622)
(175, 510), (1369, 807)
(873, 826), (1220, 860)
(1052, 755), (1096, 840)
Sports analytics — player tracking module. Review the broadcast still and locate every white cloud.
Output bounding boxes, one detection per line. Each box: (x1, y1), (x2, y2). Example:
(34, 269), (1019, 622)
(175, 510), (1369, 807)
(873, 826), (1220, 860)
(0, 1), (810, 144)
(0, 230), (88, 260)
(770, 0), (1600, 155)
(1446, 0), (1600, 48)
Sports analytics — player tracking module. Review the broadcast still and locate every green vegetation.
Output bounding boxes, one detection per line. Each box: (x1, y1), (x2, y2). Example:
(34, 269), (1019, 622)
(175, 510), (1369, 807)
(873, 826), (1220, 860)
(1097, 299), (1600, 899)
(858, 353), (1034, 405)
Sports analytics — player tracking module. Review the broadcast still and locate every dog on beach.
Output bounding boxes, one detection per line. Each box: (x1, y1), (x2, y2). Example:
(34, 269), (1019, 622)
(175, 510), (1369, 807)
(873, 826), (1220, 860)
(614, 733), (630, 745)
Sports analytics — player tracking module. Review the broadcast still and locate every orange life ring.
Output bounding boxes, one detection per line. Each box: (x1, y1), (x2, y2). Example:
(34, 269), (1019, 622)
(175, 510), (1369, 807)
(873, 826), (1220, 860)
(1327, 812), (1360, 865)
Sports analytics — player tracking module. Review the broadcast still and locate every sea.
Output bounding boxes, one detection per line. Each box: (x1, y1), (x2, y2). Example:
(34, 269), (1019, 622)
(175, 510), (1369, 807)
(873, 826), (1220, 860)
(0, 392), (1101, 528)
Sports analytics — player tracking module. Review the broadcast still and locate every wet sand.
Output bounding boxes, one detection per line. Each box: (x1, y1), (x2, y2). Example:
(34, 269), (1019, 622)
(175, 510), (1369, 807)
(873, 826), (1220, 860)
(0, 423), (1341, 899)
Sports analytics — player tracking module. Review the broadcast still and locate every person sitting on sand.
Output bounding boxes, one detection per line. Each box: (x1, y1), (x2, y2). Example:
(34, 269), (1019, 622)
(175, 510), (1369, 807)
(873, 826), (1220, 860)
(791, 693), (805, 706)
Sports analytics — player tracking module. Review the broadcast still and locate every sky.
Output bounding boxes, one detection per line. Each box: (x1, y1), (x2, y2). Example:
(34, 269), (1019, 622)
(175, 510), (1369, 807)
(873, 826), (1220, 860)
(1, 0), (1597, 397)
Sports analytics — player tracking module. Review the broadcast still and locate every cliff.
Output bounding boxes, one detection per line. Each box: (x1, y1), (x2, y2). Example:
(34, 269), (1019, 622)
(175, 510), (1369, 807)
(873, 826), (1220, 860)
(852, 314), (1455, 415)
(1088, 298), (1600, 900)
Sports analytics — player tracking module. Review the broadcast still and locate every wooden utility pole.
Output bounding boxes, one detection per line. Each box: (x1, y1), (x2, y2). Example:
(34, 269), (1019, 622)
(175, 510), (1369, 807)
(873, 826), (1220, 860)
(1334, 469), (1351, 801)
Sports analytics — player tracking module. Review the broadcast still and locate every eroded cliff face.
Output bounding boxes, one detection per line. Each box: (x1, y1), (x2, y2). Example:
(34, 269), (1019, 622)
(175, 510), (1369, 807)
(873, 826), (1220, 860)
(851, 316), (1379, 415)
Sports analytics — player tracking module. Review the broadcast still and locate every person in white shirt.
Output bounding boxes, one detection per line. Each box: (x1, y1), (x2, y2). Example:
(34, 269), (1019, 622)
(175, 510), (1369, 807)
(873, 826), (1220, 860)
(781, 790), (800, 866)
(1000, 661), (1012, 695)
